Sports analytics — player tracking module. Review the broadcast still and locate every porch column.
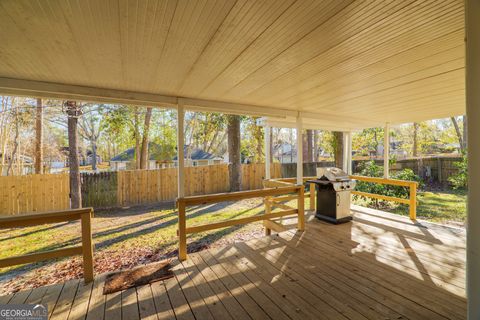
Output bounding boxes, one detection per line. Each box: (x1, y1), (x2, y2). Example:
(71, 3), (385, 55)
(384, 123), (390, 178)
(345, 131), (352, 175)
(265, 124), (271, 179)
(466, 1), (480, 318)
(296, 116), (303, 185)
(177, 103), (185, 198)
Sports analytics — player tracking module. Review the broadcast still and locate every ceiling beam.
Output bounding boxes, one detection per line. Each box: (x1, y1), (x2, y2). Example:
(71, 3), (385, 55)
(0, 77), (178, 107)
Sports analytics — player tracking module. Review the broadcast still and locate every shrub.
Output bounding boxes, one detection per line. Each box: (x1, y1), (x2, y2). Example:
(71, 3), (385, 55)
(448, 154), (468, 189)
(354, 161), (421, 207)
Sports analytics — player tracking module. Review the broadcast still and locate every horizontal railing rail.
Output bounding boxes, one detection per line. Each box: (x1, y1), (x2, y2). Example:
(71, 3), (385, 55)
(176, 186), (304, 260)
(0, 208), (95, 282)
(350, 175), (418, 220)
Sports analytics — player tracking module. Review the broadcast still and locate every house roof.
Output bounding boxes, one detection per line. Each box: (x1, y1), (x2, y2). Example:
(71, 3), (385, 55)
(110, 143), (217, 162)
(0, 1), (464, 129)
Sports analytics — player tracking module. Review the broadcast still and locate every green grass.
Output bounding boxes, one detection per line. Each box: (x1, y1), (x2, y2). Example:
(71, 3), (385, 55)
(354, 190), (467, 224)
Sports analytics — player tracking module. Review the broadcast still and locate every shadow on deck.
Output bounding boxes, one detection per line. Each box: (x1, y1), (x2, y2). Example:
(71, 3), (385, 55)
(0, 206), (467, 320)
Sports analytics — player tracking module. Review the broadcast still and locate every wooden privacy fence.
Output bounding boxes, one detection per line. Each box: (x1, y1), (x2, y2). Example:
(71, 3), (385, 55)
(350, 175), (418, 220)
(176, 185), (304, 260)
(0, 208), (94, 283)
(117, 163), (281, 207)
(0, 174), (69, 215)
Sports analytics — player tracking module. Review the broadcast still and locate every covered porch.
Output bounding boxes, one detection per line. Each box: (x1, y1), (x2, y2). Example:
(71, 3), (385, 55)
(0, 206), (466, 319)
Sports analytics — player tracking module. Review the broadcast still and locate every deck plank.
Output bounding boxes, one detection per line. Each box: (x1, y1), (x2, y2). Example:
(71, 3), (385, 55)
(202, 249), (291, 320)
(8, 288), (32, 304)
(150, 281), (176, 320)
(86, 275), (107, 320)
(180, 256), (233, 320)
(40, 283), (65, 318)
(188, 253), (252, 320)
(68, 281), (94, 320)
(197, 250), (272, 320)
(50, 279), (80, 320)
(288, 226), (467, 316)
(174, 261), (215, 320)
(164, 271), (195, 320)
(122, 287), (140, 320)
(136, 285), (159, 320)
(104, 291), (122, 320)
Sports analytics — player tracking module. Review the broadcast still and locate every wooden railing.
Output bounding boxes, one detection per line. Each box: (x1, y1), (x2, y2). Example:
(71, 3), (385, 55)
(264, 177), (317, 211)
(176, 186), (305, 260)
(350, 175), (418, 220)
(0, 208), (95, 282)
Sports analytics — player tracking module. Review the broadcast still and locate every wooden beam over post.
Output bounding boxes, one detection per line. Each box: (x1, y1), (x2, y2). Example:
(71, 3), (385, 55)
(177, 103), (185, 198)
(384, 123), (390, 178)
(296, 115), (303, 185)
(265, 124), (271, 179)
(466, 1), (480, 318)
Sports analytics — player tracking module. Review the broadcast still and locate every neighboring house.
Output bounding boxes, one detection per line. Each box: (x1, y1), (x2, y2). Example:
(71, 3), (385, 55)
(86, 150), (102, 165)
(0, 153), (33, 176)
(272, 142), (329, 163)
(110, 143), (222, 171)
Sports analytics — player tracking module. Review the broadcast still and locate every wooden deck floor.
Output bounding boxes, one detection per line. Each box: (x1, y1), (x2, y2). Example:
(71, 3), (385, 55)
(0, 206), (466, 319)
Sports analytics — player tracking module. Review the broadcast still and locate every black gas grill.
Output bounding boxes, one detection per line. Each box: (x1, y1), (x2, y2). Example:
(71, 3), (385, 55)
(307, 167), (356, 224)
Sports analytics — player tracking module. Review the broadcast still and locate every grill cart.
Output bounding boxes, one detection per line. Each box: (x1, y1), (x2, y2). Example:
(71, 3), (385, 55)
(307, 167), (356, 224)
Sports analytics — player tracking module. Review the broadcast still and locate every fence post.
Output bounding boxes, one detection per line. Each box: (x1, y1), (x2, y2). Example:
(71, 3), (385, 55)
(297, 186), (305, 231)
(264, 197), (272, 236)
(409, 183), (417, 220)
(309, 183), (315, 211)
(178, 199), (187, 260)
(80, 209), (94, 283)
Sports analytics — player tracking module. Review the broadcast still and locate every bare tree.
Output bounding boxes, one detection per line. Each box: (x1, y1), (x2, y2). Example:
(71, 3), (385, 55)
(450, 117), (465, 152)
(306, 129), (313, 162)
(34, 98), (43, 174)
(134, 107), (141, 169)
(413, 122), (419, 157)
(140, 107), (153, 169)
(333, 131), (344, 168)
(227, 115), (242, 191)
(64, 101), (82, 209)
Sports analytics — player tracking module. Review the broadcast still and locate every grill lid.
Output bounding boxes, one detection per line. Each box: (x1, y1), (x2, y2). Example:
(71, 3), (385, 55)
(316, 167), (350, 181)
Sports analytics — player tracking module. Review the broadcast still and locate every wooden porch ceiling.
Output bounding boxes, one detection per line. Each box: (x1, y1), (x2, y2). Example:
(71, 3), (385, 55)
(0, 207), (466, 319)
(0, 0), (465, 127)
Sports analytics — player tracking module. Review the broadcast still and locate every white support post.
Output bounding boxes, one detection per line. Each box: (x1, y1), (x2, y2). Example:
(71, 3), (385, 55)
(466, 1), (480, 318)
(342, 132), (348, 173)
(384, 123), (390, 178)
(296, 116), (303, 185)
(346, 131), (353, 175)
(265, 125), (271, 179)
(177, 104), (185, 198)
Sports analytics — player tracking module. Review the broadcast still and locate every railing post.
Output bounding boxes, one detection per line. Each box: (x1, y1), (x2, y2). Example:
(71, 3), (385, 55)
(178, 199), (187, 260)
(264, 196), (272, 236)
(297, 185), (305, 231)
(409, 183), (417, 220)
(309, 182), (315, 211)
(80, 209), (94, 283)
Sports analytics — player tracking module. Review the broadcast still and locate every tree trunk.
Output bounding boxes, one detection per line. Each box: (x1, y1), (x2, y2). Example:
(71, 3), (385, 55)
(6, 109), (19, 176)
(413, 122), (419, 157)
(35, 98), (43, 174)
(227, 115), (242, 191)
(313, 130), (319, 162)
(306, 129), (313, 163)
(134, 107), (140, 169)
(451, 116), (464, 152)
(140, 107), (153, 169)
(65, 101), (82, 209)
(269, 128), (274, 163)
(91, 138), (98, 171)
(333, 131), (344, 168)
